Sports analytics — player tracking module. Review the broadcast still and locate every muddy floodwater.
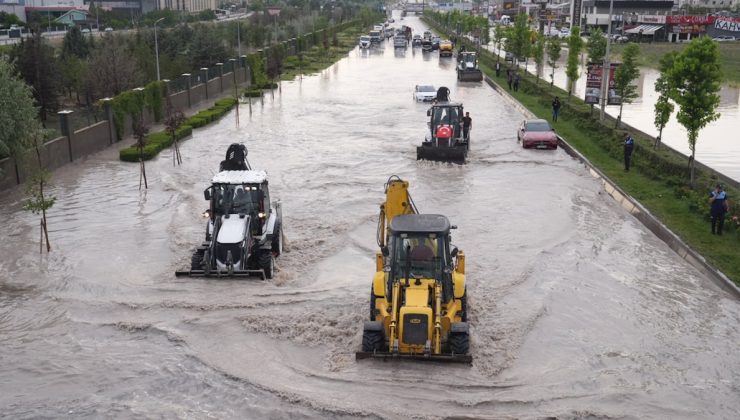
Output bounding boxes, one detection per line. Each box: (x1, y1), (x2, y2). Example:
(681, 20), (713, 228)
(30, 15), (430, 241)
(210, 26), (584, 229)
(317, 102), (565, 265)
(2, 14), (740, 419)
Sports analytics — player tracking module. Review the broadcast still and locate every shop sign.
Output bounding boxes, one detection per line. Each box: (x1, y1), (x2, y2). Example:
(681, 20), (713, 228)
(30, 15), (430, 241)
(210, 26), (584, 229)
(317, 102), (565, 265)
(715, 17), (740, 32)
(640, 15), (665, 24)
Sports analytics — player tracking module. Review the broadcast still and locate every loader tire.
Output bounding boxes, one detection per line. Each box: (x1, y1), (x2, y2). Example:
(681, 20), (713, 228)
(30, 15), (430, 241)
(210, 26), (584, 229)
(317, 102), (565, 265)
(449, 332), (469, 355)
(361, 330), (383, 352)
(460, 293), (468, 322)
(271, 223), (283, 257)
(190, 249), (205, 270)
(370, 292), (377, 321)
(259, 251), (274, 279)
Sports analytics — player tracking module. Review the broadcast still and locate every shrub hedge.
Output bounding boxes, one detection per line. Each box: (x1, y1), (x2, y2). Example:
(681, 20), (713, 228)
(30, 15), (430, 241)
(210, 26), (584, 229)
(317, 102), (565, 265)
(119, 97), (236, 162)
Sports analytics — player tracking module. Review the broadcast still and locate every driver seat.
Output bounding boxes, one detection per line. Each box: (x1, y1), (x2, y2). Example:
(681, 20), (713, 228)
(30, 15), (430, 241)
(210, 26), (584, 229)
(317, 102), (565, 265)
(410, 245), (433, 262)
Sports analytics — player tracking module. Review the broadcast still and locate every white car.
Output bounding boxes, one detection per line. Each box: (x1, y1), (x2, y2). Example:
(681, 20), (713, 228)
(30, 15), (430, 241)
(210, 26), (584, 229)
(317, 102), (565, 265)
(359, 35), (371, 48)
(414, 85), (437, 102)
(558, 29), (570, 39)
(545, 27), (560, 37)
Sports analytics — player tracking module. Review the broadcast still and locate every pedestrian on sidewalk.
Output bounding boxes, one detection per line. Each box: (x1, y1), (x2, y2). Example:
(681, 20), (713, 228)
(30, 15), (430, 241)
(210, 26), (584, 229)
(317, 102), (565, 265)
(709, 184), (729, 235)
(551, 96), (561, 122)
(506, 70), (513, 90)
(513, 73), (520, 91)
(623, 132), (635, 171)
(495, 61), (501, 78)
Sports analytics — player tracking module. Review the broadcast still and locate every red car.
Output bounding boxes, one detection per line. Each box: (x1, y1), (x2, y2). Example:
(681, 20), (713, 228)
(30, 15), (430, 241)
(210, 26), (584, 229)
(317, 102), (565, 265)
(517, 119), (558, 149)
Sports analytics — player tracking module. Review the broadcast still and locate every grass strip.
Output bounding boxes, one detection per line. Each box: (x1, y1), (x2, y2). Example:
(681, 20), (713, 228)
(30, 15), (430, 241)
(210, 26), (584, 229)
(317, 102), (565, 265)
(424, 17), (740, 285)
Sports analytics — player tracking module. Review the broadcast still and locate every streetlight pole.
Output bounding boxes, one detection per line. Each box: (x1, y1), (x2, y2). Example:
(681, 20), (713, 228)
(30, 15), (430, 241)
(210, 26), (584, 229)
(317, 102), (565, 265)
(154, 17), (165, 81)
(237, 20), (241, 57)
(599, 0), (614, 122)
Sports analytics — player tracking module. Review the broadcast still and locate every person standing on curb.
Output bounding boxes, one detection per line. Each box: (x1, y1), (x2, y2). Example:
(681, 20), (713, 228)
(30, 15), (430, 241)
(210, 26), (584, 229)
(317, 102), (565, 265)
(709, 183), (729, 235)
(506, 70), (513, 90)
(552, 96), (561, 122)
(513, 72), (520, 91)
(495, 61), (501, 77)
(623, 132), (635, 171)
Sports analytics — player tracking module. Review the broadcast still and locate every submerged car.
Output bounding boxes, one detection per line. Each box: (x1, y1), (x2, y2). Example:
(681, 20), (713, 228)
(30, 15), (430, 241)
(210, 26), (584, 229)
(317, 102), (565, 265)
(412, 34), (422, 46)
(359, 35), (371, 48)
(517, 119), (558, 149)
(414, 85), (437, 102)
(394, 36), (407, 48)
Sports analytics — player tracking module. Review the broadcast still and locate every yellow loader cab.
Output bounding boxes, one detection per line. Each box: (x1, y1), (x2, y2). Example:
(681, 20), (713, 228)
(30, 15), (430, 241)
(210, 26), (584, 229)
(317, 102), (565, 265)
(357, 212), (470, 363)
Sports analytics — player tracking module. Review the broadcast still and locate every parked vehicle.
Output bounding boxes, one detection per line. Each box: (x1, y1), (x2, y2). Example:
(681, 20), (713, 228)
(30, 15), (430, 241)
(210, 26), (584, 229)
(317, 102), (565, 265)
(517, 119), (558, 149)
(414, 85), (437, 102)
(504, 52), (514, 62)
(558, 28), (570, 39)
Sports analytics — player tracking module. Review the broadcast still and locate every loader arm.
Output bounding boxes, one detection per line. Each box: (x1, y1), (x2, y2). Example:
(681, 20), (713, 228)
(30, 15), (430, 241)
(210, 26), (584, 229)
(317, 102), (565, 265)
(377, 176), (418, 251)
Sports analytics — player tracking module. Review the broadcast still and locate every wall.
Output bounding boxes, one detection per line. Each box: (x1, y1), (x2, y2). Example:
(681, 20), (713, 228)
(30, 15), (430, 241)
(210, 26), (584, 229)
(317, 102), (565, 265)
(1, 60), (253, 193)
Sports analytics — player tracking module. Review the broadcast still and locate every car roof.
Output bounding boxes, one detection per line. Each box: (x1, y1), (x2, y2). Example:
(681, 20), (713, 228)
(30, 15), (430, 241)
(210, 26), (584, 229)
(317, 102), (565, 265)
(432, 102), (463, 108)
(390, 214), (451, 235)
(526, 118), (550, 124)
(212, 170), (267, 184)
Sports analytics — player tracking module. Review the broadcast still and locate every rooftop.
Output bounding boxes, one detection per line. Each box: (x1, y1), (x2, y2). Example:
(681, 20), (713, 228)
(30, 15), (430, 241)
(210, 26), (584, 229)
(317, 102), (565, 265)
(211, 170), (267, 184)
(390, 214), (451, 235)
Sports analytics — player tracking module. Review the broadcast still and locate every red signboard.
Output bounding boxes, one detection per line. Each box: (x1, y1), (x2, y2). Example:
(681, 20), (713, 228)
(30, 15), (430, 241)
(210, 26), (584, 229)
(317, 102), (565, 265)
(665, 16), (714, 25)
(585, 63), (620, 105)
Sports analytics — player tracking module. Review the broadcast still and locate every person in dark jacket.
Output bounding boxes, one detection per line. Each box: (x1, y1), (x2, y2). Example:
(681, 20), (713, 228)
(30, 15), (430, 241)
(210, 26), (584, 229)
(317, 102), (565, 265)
(623, 133), (635, 171)
(495, 61), (501, 77)
(506, 70), (513, 90)
(513, 73), (520, 91)
(709, 183), (730, 235)
(551, 96), (561, 122)
(462, 112), (472, 140)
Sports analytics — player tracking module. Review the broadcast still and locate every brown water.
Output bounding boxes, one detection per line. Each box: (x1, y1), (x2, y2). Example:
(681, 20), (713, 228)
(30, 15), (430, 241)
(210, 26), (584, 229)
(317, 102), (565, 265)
(2, 14), (739, 419)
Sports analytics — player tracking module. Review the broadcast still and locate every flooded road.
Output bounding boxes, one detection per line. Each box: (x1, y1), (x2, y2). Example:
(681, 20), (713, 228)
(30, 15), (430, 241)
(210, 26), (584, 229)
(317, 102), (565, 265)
(2, 14), (740, 419)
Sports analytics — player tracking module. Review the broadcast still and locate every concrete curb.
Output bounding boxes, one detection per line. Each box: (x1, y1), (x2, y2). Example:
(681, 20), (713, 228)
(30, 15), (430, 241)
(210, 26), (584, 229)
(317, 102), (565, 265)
(484, 75), (740, 299)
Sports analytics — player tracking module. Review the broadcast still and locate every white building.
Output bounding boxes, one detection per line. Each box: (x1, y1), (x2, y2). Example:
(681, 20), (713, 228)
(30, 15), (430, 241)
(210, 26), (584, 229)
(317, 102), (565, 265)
(156, 0), (216, 12)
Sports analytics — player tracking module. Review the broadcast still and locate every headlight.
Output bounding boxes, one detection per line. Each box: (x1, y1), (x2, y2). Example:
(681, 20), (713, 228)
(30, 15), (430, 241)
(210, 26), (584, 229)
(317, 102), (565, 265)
(258, 212), (266, 218)
(202, 210), (211, 218)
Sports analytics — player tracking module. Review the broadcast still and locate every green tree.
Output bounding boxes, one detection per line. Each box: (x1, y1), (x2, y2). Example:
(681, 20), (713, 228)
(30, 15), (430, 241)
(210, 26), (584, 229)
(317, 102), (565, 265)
(546, 35), (561, 86)
(58, 55), (87, 103)
(587, 28), (606, 64)
(653, 52), (677, 149)
(189, 25), (228, 69)
(613, 43), (640, 128)
(667, 36), (722, 186)
(87, 34), (143, 98)
(62, 26), (90, 59)
(0, 56), (38, 160)
(12, 30), (59, 121)
(510, 14), (530, 68)
(565, 26), (583, 96)
(532, 32), (545, 84)
(492, 23), (505, 61)
(23, 128), (56, 253)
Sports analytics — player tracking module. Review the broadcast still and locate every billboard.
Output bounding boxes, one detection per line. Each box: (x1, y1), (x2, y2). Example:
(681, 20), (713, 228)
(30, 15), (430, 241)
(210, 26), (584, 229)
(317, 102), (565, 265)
(585, 63), (621, 105)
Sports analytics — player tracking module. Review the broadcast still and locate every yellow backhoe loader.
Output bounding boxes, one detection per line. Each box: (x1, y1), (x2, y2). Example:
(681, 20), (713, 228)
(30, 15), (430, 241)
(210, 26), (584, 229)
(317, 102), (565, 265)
(356, 176), (471, 363)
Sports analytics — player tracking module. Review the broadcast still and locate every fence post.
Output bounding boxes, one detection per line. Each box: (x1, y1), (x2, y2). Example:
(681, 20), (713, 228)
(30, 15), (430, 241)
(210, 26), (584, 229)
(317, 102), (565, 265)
(201, 67), (209, 100)
(101, 97), (114, 144)
(216, 63), (224, 92)
(58, 110), (74, 162)
(182, 73), (192, 108)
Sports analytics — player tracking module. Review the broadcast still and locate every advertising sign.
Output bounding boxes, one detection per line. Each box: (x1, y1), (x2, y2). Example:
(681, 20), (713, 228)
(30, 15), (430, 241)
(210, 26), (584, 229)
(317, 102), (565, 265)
(715, 17), (740, 32)
(571, 0), (583, 28)
(665, 15), (714, 25)
(503, 1), (516, 10)
(585, 63), (621, 105)
(640, 15), (666, 24)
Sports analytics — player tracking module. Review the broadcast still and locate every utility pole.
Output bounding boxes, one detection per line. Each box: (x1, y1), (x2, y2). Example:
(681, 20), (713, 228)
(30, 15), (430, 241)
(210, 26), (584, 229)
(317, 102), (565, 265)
(154, 17), (165, 81)
(237, 20), (241, 57)
(599, 0), (614, 122)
